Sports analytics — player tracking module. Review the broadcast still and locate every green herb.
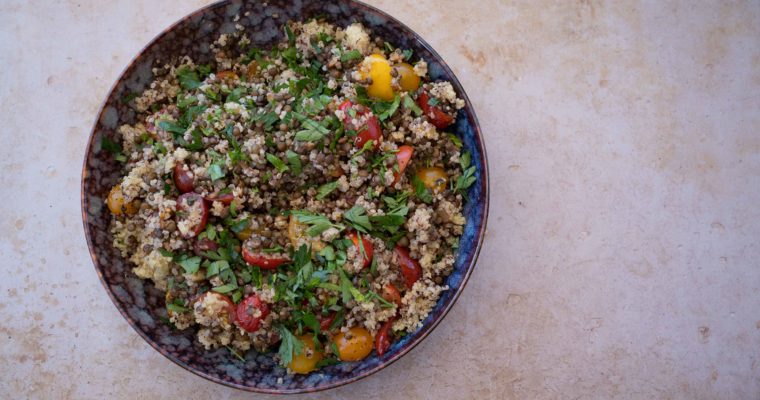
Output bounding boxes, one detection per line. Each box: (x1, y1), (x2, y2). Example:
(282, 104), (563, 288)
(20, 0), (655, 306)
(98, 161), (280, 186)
(369, 205), (409, 233)
(208, 162), (225, 181)
(402, 49), (414, 60)
(302, 311), (320, 333)
(285, 150), (302, 175)
(340, 49), (362, 63)
(285, 24), (296, 46)
(448, 133), (463, 148)
(454, 151), (477, 198)
(266, 153), (289, 173)
(100, 137), (127, 162)
(229, 218), (250, 234)
(177, 255), (201, 274)
(315, 357), (339, 368)
(375, 94), (401, 121)
(226, 87), (244, 103)
(293, 114), (329, 142)
(343, 205), (371, 233)
(338, 269), (365, 303)
(291, 210), (345, 237)
(403, 95), (422, 116)
(166, 303), (189, 313)
(427, 97), (440, 106)
(176, 66), (203, 90)
(226, 346), (246, 362)
(262, 246), (285, 254)
(277, 325), (303, 367)
(412, 175), (433, 204)
(158, 248), (174, 258)
(213, 283), (238, 294)
(316, 181), (339, 200)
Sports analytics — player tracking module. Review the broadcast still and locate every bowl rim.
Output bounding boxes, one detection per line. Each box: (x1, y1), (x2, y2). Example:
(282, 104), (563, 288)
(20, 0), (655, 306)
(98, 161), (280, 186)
(81, 0), (489, 394)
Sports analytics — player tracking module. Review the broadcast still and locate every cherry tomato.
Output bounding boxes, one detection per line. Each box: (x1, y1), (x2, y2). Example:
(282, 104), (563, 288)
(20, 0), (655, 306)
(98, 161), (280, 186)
(333, 326), (374, 362)
(417, 92), (454, 129)
(173, 163), (194, 194)
(205, 192), (234, 204)
(235, 294), (270, 333)
(394, 246), (422, 289)
(375, 318), (395, 356)
(339, 100), (382, 150)
(193, 238), (218, 256)
(416, 166), (448, 194)
(391, 145), (414, 186)
(338, 100), (354, 124)
(196, 292), (235, 324)
(242, 247), (290, 270)
(107, 185), (138, 216)
(359, 54), (394, 101)
(176, 193), (209, 238)
(289, 334), (323, 374)
(394, 63), (420, 92)
(347, 231), (374, 269)
(381, 283), (402, 306)
(319, 312), (336, 332)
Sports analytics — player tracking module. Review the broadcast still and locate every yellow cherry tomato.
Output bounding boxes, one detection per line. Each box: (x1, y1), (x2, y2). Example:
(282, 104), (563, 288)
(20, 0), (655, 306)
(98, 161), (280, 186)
(289, 334), (323, 374)
(416, 167), (449, 194)
(333, 327), (373, 362)
(394, 62), (420, 92)
(288, 215), (325, 251)
(107, 185), (138, 216)
(360, 54), (394, 101)
(235, 225), (254, 241)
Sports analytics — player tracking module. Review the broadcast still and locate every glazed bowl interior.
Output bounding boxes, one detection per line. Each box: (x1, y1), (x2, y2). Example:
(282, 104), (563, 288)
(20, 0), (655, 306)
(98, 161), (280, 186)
(82, 0), (487, 393)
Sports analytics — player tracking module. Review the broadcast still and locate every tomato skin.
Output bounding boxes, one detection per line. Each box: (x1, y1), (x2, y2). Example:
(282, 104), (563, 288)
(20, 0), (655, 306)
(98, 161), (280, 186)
(289, 334), (323, 374)
(319, 312), (336, 332)
(176, 193), (209, 238)
(333, 327), (374, 362)
(375, 318), (395, 356)
(205, 192), (234, 204)
(235, 294), (270, 333)
(394, 246), (422, 289)
(381, 283), (402, 306)
(215, 70), (239, 81)
(339, 100), (382, 150)
(347, 231), (374, 269)
(354, 115), (382, 150)
(173, 163), (195, 194)
(392, 145), (414, 186)
(394, 63), (420, 92)
(417, 92), (454, 129)
(242, 247), (290, 270)
(416, 166), (448, 194)
(107, 185), (138, 216)
(193, 238), (219, 256)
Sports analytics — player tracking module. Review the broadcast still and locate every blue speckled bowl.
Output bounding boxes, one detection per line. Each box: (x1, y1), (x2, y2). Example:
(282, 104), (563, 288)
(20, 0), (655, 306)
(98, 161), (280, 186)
(81, 0), (488, 393)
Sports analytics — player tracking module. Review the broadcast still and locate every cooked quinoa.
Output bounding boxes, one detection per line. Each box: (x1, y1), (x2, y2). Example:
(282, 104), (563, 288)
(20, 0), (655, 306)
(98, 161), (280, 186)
(104, 19), (474, 373)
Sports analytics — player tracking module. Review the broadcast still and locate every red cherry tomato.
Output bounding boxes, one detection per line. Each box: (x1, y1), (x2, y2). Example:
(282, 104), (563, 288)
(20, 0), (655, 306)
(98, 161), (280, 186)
(347, 231), (374, 269)
(235, 294), (270, 333)
(242, 247), (290, 270)
(339, 100), (382, 150)
(173, 163), (195, 194)
(375, 318), (395, 357)
(193, 238), (219, 256)
(394, 246), (422, 289)
(318, 312), (336, 332)
(176, 193), (209, 238)
(417, 92), (454, 129)
(381, 283), (402, 306)
(205, 192), (234, 204)
(391, 145), (414, 186)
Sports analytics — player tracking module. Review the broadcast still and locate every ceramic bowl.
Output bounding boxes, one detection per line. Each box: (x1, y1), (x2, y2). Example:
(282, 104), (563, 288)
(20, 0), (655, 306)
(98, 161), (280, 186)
(81, 0), (488, 393)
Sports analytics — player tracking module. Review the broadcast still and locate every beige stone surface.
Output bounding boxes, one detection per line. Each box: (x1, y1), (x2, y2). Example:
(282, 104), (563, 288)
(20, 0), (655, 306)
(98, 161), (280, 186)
(1, 0), (759, 398)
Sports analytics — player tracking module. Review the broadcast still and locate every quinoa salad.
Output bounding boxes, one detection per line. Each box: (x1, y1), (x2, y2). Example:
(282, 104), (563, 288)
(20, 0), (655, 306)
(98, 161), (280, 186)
(104, 19), (476, 373)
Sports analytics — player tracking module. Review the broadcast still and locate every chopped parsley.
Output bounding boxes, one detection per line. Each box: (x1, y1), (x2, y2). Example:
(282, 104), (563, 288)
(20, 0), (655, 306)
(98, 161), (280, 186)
(316, 180), (339, 200)
(266, 153), (289, 173)
(454, 151), (477, 198)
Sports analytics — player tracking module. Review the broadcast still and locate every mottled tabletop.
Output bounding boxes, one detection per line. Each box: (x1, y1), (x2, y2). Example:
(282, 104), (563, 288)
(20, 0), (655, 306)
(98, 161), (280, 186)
(1, 1), (759, 399)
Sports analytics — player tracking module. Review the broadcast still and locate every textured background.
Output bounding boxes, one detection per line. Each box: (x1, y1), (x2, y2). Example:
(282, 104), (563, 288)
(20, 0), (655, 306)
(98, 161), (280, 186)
(1, 1), (759, 399)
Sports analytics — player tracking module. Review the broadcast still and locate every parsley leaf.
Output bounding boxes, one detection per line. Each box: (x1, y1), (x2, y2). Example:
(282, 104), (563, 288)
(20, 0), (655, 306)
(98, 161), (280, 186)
(277, 325), (303, 367)
(208, 162), (225, 181)
(101, 137), (127, 162)
(293, 114), (330, 142)
(266, 153), (289, 173)
(291, 211), (344, 237)
(285, 150), (302, 175)
(344, 205), (372, 233)
(454, 151), (477, 198)
(412, 175), (433, 204)
(176, 66), (203, 90)
(177, 255), (201, 274)
(340, 49), (362, 63)
(403, 95), (423, 116)
(316, 181), (339, 200)
(376, 94), (401, 121)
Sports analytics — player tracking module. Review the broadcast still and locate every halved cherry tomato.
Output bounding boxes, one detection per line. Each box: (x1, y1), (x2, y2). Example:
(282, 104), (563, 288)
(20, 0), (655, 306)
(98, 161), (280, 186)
(359, 54), (394, 101)
(173, 163), (194, 194)
(289, 334), (323, 374)
(235, 294), (270, 333)
(319, 312), (336, 332)
(107, 185), (138, 216)
(333, 326), (374, 362)
(176, 193), (209, 238)
(205, 192), (234, 204)
(381, 283), (402, 306)
(339, 100), (382, 150)
(375, 318), (396, 356)
(394, 246), (422, 289)
(193, 238), (218, 256)
(416, 166), (448, 194)
(347, 231), (373, 269)
(417, 92), (454, 129)
(242, 247), (290, 270)
(394, 63), (420, 92)
(391, 145), (414, 186)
